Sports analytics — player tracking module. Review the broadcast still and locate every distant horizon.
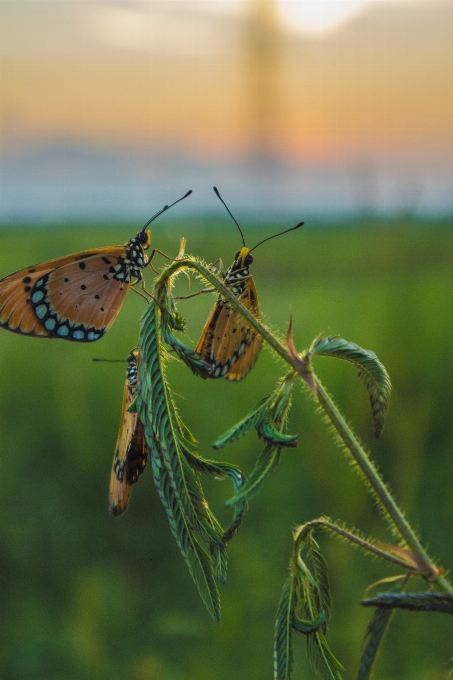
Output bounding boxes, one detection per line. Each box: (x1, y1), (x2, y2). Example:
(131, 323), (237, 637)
(0, 139), (451, 222)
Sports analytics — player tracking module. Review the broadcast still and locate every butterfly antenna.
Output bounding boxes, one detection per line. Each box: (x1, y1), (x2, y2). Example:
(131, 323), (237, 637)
(250, 221), (304, 253)
(92, 358), (128, 362)
(142, 190), (193, 231)
(213, 186), (246, 247)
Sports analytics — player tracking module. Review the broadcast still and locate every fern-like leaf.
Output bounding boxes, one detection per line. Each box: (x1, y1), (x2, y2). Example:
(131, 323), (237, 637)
(226, 444), (281, 506)
(306, 630), (344, 680)
(274, 577), (295, 680)
(212, 396), (271, 449)
(161, 322), (212, 378)
(137, 302), (222, 620)
(181, 448), (247, 543)
(148, 447), (221, 621)
(292, 610), (326, 635)
(362, 591), (453, 614)
(213, 372), (298, 449)
(286, 534), (343, 680)
(357, 607), (394, 680)
(275, 536), (343, 680)
(217, 373), (298, 505)
(311, 337), (391, 438)
(257, 418), (299, 447)
(306, 536), (332, 626)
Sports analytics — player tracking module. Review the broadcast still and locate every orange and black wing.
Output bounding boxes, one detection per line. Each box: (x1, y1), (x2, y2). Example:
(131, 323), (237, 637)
(109, 352), (147, 516)
(196, 277), (262, 381)
(0, 246), (130, 341)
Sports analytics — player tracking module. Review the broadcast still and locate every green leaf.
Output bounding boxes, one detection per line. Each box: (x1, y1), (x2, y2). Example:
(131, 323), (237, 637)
(275, 535), (343, 680)
(274, 577), (295, 680)
(161, 322), (212, 379)
(213, 372), (298, 450)
(362, 591), (453, 614)
(181, 448), (247, 543)
(257, 418), (299, 448)
(306, 630), (344, 680)
(311, 337), (391, 438)
(291, 536), (343, 680)
(357, 607), (394, 680)
(306, 537), (332, 626)
(137, 302), (222, 620)
(226, 444), (281, 506)
(292, 610), (326, 635)
(149, 447), (221, 622)
(218, 373), (298, 506)
(212, 396), (271, 449)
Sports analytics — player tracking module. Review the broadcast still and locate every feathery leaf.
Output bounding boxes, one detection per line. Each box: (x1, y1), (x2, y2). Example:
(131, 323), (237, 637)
(357, 607), (394, 680)
(212, 396), (271, 449)
(274, 528), (343, 680)
(137, 302), (222, 620)
(257, 418), (299, 447)
(274, 577), (295, 680)
(161, 322), (212, 378)
(311, 337), (391, 437)
(362, 591), (453, 614)
(226, 444), (281, 506)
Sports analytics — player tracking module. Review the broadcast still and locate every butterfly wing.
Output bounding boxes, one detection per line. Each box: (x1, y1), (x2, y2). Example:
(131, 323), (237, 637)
(0, 266), (56, 337)
(196, 276), (262, 381)
(109, 352), (147, 516)
(0, 246), (132, 341)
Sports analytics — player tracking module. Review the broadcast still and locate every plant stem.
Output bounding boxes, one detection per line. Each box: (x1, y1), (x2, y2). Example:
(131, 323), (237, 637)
(154, 258), (453, 594)
(295, 519), (432, 574)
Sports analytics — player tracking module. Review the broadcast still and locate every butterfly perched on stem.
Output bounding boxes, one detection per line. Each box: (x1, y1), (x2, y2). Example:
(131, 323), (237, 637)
(195, 187), (304, 381)
(109, 349), (147, 516)
(0, 191), (192, 342)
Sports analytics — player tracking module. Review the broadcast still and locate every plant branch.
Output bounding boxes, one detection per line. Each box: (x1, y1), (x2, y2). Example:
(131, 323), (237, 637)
(294, 519), (431, 575)
(153, 257), (453, 594)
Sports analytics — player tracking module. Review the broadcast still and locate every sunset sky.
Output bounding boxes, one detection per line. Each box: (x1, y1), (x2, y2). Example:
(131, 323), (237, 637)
(1, 0), (452, 219)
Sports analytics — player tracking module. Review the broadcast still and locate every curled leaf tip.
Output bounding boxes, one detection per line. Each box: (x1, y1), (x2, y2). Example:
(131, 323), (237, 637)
(286, 317), (317, 396)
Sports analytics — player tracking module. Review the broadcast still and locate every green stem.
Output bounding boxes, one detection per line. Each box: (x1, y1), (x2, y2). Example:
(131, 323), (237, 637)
(294, 519), (432, 575)
(154, 258), (453, 594)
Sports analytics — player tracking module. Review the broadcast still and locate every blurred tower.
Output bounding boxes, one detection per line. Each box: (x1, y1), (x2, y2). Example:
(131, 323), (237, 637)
(243, 0), (282, 161)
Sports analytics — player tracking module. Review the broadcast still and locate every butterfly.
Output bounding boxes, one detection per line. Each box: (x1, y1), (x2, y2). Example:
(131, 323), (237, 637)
(196, 187), (304, 382)
(109, 349), (147, 516)
(0, 191), (192, 342)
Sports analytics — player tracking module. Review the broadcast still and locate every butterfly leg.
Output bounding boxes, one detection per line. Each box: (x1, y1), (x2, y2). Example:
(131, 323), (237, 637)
(148, 246), (189, 275)
(147, 248), (173, 274)
(174, 288), (215, 300)
(131, 279), (154, 302)
(207, 258), (224, 276)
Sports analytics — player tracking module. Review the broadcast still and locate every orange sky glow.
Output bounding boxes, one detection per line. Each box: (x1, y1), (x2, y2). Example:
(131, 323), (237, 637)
(1, 0), (451, 162)
(0, 1), (452, 218)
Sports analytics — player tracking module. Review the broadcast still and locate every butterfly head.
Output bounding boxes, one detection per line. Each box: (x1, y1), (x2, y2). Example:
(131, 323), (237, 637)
(232, 247), (253, 272)
(137, 228), (151, 250)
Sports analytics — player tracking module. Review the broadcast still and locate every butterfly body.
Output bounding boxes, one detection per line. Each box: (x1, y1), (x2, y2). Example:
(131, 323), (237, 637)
(196, 247), (262, 381)
(109, 349), (148, 516)
(0, 229), (151, 342)
(195, 187), (303, 382)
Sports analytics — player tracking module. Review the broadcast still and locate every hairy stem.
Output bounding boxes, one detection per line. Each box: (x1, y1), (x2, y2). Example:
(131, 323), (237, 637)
(295, 519), (432, 574)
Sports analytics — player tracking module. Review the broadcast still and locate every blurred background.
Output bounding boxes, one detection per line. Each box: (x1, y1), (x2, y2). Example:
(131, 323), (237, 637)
(1, 0), (452, 220)
(1, 1), (452, 679)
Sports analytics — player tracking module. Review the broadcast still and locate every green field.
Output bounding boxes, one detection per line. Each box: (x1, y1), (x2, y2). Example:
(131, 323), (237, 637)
(1, 219), (452, 680)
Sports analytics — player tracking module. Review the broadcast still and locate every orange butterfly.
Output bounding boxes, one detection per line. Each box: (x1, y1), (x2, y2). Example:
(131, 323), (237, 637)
(196, 187), (303, 382)
(0, 191), (192, 342)
(109, 349), (147, 516)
